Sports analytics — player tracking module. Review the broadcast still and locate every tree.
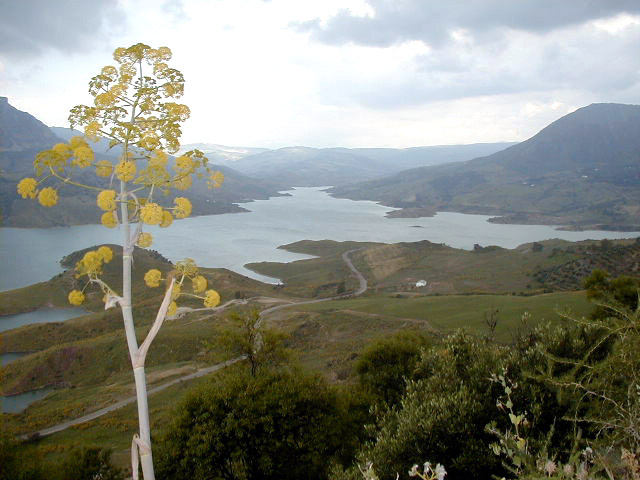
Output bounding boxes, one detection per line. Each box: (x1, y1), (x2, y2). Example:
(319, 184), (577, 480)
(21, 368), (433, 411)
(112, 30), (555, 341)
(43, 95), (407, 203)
(209, 308), (290, 376)
(156, 368), (350, 480)
(355, 331), (429, 407)
(16, 43), (224, 480)
(584, 269), (640, 319)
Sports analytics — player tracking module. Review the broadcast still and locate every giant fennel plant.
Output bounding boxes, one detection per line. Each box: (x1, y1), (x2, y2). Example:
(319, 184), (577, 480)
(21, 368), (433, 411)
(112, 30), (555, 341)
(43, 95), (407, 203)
(16, 43), (224, 480)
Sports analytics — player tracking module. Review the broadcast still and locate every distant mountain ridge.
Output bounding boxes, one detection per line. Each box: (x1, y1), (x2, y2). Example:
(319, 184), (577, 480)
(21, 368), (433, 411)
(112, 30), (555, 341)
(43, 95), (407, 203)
(177, 143), (270, 163)
(0, 97), (62, 153)
(220, 142), (516, 187)
(330, 103), (640, 230)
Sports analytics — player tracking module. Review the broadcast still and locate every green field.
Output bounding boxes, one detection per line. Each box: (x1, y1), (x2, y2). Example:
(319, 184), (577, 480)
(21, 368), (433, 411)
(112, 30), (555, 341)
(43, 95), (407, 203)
(293, 291), (592, 342)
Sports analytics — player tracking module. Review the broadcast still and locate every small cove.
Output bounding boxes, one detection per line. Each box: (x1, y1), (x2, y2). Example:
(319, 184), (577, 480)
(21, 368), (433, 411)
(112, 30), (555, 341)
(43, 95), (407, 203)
(1, 387), (53, 414)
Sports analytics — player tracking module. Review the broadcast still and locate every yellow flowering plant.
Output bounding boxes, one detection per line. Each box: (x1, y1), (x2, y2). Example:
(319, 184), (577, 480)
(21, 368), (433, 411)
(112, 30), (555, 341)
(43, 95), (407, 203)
(16, 43), (225, 480)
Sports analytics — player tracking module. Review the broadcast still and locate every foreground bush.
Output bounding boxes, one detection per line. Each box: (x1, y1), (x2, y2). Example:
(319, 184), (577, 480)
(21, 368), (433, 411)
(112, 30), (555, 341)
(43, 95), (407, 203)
(156, 368), (358, 480)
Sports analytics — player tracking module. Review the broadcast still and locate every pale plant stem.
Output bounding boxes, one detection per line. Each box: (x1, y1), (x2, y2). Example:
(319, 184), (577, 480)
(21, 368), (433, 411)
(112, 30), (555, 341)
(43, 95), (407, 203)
(119, 140), (156, 477)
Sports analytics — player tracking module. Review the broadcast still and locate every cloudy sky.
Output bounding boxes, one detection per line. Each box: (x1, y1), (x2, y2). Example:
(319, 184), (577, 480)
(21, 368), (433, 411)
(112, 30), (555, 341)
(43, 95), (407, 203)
(1, 0), (639, 148)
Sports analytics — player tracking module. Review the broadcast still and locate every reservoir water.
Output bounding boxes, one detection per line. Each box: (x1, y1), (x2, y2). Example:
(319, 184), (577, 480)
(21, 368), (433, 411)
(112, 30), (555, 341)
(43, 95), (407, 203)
(2, 387), (53, 414)
(0, 307), (88, 333)
(1, 187), (638, 292)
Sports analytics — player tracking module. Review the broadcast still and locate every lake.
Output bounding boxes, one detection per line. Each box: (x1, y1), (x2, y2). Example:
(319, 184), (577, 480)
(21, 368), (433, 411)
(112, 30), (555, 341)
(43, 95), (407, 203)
(1, 187), (638, 292)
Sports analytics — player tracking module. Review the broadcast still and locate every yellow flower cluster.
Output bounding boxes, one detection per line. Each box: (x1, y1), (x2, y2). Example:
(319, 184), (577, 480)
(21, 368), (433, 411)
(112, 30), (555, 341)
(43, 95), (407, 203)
(68, 290), (85, 306)
(84, 121), (102, 141)
(52, 143), (72, 160)
(160, 210), (173, 228)
(73, 146), (94, 168)
(138, 132), (160, 151)
(75, 246), (113, 278)
(144, 269), (162, 288)
(208, 171), (225, 189)
(97, 190), (117, 211)
(175, 155), (194, 172)
(38, 187), (58, 207)
(101, 211), (118, 228)
(171, 282), (181, 301)
(137, 232), (153, 248)
(192, 275), (207, 293)
(97, 246), (113, 263)
(175, 258), (198, 278)
(17, 178), (38, 199)
(149, 150), (168, 168)
(168, 301), (178, 316)
(173, 197), (192, 218)
(95, 160), (113, 177)
(68, 136), (95, 168)
(140, 202), (163, 225)
(115, 160), (136, 182)
(173, 174), (192, 191)
(204, 290), (220, 308)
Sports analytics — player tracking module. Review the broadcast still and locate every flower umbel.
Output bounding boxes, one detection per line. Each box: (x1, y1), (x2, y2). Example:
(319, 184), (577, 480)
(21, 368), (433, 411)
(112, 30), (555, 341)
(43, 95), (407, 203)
(97, 190), (117, 211)
(38, 187), (58, 207)
(17, 178), (38, 199)
(144, 269), (162, 288)
(204, 289), (220, 308)
(68, 290), (85, 306)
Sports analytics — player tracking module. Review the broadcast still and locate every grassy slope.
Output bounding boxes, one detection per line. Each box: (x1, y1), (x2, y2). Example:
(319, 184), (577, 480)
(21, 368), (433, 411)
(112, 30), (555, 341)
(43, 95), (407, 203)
(3, 237), (635, 469)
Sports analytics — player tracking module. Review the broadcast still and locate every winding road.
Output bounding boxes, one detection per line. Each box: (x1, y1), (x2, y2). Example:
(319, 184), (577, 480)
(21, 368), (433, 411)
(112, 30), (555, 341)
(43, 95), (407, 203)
(23, 249), (367, 440)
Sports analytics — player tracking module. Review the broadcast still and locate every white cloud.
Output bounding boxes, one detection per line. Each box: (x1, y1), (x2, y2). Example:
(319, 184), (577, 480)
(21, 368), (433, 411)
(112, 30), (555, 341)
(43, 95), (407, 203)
(1, 0), (638, 149)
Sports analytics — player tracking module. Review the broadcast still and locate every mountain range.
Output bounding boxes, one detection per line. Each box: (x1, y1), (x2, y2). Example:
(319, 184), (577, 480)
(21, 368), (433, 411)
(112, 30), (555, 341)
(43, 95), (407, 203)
(3, 97), (639, 230)
(330, 103), (640, 230)
(178, 142), (516, 187)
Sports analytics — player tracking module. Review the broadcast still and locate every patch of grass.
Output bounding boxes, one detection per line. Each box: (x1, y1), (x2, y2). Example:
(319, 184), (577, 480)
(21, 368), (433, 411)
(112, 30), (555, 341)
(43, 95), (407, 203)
(294, 291), (592, 342)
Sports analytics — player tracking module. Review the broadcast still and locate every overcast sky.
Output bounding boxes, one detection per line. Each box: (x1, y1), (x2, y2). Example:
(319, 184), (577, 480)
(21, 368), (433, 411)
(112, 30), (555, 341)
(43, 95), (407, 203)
(1, 0), (639, 148)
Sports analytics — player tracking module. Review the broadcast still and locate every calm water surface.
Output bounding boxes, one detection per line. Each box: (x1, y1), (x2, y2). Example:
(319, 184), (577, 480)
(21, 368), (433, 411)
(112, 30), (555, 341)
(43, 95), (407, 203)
(2, 187), (638, 291)
(0, 307), (87, 333)
(1, 352), (27, 366)
(2, 387), (53, 414)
